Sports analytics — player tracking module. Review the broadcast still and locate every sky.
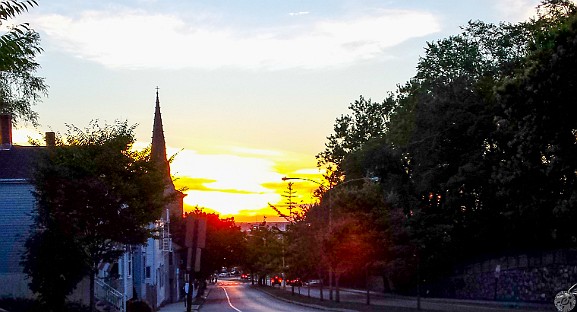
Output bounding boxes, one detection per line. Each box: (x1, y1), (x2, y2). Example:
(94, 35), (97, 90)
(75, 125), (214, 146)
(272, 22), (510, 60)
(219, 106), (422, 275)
(9, 0), (540, 222)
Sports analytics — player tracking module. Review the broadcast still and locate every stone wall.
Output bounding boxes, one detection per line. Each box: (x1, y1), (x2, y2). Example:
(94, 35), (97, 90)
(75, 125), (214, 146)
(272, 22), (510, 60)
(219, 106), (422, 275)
(450, 250), (577, 303)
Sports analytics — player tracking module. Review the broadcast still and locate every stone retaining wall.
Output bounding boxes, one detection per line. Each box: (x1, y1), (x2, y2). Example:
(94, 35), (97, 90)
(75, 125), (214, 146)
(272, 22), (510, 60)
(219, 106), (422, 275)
(450, 250), (577, 303)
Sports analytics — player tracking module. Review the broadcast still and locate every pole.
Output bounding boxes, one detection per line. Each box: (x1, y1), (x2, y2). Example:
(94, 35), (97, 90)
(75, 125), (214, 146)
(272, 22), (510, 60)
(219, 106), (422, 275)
(328, 188), (333, 301)
(186, 246), (194, 312)
(186, 218), (198, 312)
(417, 259), (421, 310)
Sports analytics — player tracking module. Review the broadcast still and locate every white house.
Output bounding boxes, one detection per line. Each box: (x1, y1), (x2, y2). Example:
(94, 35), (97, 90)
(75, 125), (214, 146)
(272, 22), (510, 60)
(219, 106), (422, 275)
(0, 90), (185, 311)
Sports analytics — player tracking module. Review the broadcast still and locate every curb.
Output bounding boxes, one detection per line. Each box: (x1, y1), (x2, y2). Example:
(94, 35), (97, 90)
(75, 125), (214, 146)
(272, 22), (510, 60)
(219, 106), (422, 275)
(255, 286), (357, 312)
(192, 284), (212, 311)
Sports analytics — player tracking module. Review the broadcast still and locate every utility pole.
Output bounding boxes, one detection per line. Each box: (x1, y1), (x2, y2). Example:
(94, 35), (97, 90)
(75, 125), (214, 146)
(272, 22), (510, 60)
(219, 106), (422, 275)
(185, 216), (206, 312)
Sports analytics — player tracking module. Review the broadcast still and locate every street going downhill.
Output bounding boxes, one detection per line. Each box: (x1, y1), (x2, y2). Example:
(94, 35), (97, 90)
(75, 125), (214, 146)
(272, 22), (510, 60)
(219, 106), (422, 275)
(200, 280), (322, 312)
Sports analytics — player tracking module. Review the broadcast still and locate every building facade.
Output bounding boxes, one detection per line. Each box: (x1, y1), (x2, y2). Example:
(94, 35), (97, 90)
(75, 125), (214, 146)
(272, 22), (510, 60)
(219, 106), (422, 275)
(0, 114), (40, 297)
(0, 90), (185, 311)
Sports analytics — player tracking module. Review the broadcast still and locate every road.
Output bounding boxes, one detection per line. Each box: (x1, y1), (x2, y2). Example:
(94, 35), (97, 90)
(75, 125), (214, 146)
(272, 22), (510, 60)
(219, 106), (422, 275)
(200, 280), (321, 312)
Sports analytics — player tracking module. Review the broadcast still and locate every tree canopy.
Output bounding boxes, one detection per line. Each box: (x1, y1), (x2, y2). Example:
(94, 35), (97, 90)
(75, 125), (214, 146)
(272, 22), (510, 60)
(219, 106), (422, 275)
(0, 0), (46, 126)
(22, 121), (167, 311)
(305, 0), (577, 296)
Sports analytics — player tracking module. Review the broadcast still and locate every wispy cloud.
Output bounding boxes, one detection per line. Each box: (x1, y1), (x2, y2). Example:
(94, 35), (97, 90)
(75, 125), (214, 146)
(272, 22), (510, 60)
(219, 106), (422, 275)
(166, 146), (322, 216)
(32, 8), (440, 70)
(492, 0), (540, 22)
(289, 11), (310, 16)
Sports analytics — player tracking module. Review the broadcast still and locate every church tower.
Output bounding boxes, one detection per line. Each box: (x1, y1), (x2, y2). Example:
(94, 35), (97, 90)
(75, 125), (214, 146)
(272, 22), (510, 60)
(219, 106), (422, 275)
(151, 88), (171, 179)
(151, 88), (185, 218)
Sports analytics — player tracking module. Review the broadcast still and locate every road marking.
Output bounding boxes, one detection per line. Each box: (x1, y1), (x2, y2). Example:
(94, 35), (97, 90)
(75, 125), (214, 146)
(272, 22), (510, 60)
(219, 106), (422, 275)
(221, 286), (243, 312)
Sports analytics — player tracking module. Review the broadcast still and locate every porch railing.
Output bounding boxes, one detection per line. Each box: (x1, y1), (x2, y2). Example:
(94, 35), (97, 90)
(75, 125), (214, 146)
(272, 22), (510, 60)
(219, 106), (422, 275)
(95, 278), (124, 312)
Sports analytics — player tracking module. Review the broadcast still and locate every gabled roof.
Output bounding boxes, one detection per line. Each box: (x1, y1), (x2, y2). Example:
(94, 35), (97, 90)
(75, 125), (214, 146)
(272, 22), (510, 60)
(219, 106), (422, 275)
(0, 146), (43, 181)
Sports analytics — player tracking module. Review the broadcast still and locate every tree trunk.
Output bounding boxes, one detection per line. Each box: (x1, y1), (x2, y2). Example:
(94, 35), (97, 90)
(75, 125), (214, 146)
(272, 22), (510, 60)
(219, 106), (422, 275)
(335, 273), (340, 303)
(329, 266), (333, 301)
(366, 266), (370, 305)
(90, 269), (95, 312)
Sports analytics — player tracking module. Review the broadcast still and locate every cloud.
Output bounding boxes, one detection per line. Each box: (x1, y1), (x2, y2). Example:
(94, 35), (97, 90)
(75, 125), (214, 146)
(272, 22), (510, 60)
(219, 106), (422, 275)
(289, 11), (310, 16)
(168, 146), (322, 216)
(492, 0), (540, 22)
(32, 8), (440, 70)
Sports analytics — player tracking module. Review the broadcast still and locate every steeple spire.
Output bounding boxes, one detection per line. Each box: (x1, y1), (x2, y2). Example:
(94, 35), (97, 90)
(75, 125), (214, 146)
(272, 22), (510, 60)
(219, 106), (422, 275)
(151, 87), (170, 177)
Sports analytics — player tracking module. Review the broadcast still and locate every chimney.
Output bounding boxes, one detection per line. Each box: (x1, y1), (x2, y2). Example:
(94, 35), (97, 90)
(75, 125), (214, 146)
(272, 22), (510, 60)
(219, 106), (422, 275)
(0, 114), (12, 150)
(45, 132), (55, 147)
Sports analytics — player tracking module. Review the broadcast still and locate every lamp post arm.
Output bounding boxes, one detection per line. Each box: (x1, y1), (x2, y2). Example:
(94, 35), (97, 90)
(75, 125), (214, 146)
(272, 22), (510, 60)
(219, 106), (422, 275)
(281, 177), (328, 191)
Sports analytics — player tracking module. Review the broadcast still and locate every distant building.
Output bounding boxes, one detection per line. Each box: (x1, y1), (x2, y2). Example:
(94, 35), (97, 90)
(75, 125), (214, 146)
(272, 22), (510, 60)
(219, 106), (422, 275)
(237, 221), (289, 232)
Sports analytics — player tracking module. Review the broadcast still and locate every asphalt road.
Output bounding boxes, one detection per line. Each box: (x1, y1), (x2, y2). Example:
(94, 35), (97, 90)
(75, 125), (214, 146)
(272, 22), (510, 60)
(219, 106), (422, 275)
(200, 280), (322, 312)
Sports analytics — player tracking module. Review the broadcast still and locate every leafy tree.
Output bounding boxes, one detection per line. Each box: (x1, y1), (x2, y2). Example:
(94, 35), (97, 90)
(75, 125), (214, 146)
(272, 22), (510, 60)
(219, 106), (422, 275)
(494, 10), (577, 252)
(0, 0), (47, 125)
(316, 95), (395, 185)
(321, 214), (375, 302)
(22, 226), (89, 311)
(182, 208), (246, 280)
(242, 222), (284, 285)
(22, 121), (167, 312)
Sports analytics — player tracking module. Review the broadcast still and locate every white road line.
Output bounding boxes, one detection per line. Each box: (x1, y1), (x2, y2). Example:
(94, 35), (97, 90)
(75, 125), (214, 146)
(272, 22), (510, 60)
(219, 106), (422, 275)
(221, 286), (243, 312)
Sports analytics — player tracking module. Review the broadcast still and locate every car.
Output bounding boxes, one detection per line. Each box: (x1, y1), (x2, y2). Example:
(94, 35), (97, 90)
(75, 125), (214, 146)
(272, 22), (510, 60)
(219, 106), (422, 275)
(287, 278), (302, 287)
(241, 273), (249, 280)
(305, 279), (322, 287)
(270, 275), (283, 285)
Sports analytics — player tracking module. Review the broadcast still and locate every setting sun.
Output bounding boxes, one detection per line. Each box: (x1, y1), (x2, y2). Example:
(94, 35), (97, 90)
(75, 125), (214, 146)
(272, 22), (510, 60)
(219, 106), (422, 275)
(167, 146), (323, 220)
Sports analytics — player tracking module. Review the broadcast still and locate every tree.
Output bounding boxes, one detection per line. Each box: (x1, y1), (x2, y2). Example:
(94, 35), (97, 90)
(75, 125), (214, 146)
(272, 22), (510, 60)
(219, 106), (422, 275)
(183, 208), (246, 280)
(319, 212), (376, 302)
(269, 182), (307, 223)
(316, 95), (395, 185)
(22, 224), (89, 311)
(22, 121), (167, 312)
(0, 0), (47, 126)
(240, 221), (285, 286)
(494, 9), (577, 252)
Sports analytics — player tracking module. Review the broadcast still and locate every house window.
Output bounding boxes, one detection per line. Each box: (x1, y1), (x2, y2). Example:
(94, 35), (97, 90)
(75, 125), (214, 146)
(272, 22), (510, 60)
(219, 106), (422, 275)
(145, 266), (151, 279)
(127, 254), (132, 278)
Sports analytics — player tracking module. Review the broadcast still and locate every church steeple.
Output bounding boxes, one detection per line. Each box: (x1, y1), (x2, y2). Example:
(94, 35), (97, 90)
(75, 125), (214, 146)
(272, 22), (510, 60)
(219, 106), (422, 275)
(151, 87), (171, 178)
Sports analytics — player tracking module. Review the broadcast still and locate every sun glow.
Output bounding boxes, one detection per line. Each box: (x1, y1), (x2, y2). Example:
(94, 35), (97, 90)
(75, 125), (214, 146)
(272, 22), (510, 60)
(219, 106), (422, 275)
(168, 146), (323, 219)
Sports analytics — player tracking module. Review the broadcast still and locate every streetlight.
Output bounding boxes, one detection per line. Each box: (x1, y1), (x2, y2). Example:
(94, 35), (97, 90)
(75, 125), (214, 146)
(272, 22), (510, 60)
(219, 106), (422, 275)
(281, 175), (379, 301)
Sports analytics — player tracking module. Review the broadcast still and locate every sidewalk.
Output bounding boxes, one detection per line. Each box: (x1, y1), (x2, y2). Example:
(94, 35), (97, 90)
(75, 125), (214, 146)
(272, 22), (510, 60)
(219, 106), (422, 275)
(156, 301), (199, 312)
(157, 285), (212, 312)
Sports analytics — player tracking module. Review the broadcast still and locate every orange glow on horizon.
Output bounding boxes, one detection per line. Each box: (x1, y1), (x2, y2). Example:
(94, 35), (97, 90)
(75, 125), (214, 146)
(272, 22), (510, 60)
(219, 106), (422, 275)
(169, 145), (324, 221)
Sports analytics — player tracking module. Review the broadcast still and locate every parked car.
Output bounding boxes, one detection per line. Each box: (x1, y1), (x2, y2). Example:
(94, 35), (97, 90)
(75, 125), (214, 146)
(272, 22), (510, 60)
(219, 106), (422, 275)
(287, 278), (302, 287)
(271, 275), (283, 285)
(305, 279), (322, 287)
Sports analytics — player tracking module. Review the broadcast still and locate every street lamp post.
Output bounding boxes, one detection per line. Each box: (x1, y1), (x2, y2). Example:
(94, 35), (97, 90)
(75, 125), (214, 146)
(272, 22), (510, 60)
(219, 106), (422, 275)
(281, 176), (379, 302)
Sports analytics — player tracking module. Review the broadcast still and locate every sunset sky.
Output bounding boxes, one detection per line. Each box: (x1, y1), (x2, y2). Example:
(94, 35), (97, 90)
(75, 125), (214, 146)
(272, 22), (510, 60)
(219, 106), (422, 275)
(10, 0), (540, 221)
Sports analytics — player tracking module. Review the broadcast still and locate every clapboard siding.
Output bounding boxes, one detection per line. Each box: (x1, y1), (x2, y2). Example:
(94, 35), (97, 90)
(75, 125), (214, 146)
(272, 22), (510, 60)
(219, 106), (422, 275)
(0, 181), (35, 273)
